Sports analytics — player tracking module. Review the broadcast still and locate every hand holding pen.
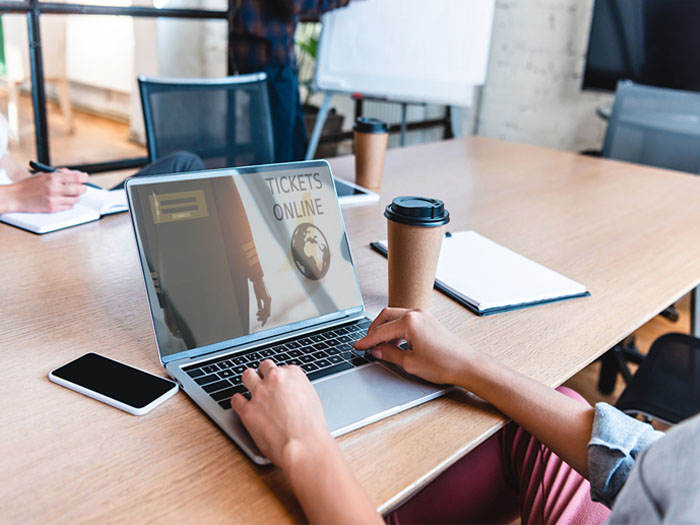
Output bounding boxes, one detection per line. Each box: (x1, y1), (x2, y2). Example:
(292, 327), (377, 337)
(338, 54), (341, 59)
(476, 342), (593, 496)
(29, 161), (100, 189)
(4, 161), (91, 213)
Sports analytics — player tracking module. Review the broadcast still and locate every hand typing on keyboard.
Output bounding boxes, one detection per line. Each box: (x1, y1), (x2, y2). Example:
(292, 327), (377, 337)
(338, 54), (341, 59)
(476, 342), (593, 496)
(231, 359), (329, 469)
(353, 307), (474, 387)
(230, 359), (382, 524)
(184, 319), (373, 411)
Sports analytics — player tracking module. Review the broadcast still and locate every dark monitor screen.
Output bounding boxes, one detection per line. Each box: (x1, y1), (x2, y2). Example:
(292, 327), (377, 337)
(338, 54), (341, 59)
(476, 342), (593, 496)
(583, 0), (700, 93)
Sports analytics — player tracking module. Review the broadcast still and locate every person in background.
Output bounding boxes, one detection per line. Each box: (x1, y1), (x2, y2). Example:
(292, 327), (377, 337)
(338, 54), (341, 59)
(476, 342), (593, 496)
(231, 0), (351, 162)
(231, 308), (699, 524)
(0, 114), (88, 214)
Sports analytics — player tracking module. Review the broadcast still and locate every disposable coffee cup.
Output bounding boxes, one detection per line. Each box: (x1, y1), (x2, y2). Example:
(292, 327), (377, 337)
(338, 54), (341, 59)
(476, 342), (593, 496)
(385, 196), (450, 311)
(354, 117), (389, 191)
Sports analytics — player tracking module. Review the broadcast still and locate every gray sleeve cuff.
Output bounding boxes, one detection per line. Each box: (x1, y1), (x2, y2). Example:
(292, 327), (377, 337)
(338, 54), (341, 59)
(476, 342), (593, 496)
(587, 403), (664, 507)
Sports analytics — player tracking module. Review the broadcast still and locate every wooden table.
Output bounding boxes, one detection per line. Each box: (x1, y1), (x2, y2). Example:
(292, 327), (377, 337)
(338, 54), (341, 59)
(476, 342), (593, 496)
(4, 137), (700, 523)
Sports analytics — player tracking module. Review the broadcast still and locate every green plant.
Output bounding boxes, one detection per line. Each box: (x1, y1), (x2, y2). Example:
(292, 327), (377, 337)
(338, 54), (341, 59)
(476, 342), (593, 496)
(0, 17), (6, 77)
(297, 32), (318, 60)
(295, 22), (321, 106)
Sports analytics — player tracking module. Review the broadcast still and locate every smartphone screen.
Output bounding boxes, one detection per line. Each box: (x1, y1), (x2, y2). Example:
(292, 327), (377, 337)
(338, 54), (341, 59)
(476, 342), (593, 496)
(51, 353), (176, 409)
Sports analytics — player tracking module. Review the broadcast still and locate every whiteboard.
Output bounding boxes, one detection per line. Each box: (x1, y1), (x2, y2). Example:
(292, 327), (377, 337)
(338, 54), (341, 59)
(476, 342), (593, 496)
(313, 0), (495, 106)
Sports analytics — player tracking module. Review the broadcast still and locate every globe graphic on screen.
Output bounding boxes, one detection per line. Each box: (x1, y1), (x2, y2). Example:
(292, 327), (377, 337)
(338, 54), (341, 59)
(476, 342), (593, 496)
(291, 223), (331, 280)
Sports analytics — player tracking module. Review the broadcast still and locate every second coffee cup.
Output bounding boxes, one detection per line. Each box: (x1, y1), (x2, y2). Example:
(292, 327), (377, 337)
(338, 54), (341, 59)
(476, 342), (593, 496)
(385, 196), (450, 311)
(354, 117), (389, 191)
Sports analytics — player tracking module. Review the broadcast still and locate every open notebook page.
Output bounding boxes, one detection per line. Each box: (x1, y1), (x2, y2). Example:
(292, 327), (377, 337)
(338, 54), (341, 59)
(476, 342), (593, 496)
(0, 205), (100, 234)
(434, 231), (586, 310)
(0, 173), (127, 233)
(79, 187), (127, 215)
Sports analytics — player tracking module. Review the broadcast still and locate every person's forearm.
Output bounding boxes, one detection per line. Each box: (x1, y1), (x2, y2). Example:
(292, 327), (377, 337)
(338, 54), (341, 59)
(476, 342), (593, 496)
(460, 354), (594, 478)
(284, 436), (382, 524)
(0, 151), (29, 182)
(0, 185), (18, 213)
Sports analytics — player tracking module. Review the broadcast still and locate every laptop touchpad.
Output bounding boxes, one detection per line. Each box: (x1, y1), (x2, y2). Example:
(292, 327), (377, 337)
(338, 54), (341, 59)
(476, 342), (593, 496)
(313, 363), (441, 435)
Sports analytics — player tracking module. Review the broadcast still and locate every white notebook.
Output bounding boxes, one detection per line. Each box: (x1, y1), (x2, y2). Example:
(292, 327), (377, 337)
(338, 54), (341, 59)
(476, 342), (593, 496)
(0, 173), (127, 234)
(373, 231), (588, 315)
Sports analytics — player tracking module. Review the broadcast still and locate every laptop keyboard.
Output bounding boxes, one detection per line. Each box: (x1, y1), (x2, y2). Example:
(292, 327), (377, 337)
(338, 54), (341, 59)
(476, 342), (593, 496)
(182, 319), (373, 410)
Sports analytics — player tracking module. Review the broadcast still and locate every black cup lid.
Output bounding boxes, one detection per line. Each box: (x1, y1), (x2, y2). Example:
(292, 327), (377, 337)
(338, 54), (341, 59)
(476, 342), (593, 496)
(353, 117), (389, 134)
(384, 196), (450, 227)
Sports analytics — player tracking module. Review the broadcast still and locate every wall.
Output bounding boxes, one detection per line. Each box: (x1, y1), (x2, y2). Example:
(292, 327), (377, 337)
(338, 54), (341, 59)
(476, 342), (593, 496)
(475, 0), (614, 153)
(154, 0), (227, 78)
(66, 16), (133, 94)
(308, 1), (612, 155)
(129, 0), (227, 141)
(66, 6), (135, 123)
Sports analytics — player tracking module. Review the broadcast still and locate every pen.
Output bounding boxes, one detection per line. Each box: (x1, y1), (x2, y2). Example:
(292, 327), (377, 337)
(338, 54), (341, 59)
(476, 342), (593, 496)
(29, 160), (102, 189)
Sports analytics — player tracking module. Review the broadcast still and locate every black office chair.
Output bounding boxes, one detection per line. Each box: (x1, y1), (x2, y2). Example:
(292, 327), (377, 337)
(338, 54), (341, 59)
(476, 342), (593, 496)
(615, 333), (700, 424)
(138, 74), (275, 169)
(597, 81), (700, 393)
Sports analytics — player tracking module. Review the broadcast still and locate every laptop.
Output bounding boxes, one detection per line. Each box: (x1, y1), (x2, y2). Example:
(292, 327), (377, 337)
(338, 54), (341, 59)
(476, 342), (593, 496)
(126, 159), (450, 464)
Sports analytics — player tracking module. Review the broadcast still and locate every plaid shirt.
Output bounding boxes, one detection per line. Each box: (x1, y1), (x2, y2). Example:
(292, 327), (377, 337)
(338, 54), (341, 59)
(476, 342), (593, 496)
(231, 0), (350, 71)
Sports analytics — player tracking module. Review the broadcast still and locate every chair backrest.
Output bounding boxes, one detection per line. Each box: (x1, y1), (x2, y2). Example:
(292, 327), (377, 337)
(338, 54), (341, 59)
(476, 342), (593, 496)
(603, 81), (700, 174)
(138, 74), (274, 169)
(616, 333), (700, 424)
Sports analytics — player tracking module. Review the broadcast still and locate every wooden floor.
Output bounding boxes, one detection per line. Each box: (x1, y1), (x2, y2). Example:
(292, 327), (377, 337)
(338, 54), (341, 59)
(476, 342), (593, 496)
(3, 90), (693, 406)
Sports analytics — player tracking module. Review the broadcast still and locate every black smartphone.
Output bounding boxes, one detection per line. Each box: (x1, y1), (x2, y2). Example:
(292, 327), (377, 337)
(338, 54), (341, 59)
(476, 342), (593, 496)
(49, 352), (178, 415)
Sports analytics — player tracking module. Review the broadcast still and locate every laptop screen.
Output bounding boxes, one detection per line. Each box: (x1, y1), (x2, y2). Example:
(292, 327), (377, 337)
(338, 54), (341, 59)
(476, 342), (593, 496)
(128, 162), (364, 358)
